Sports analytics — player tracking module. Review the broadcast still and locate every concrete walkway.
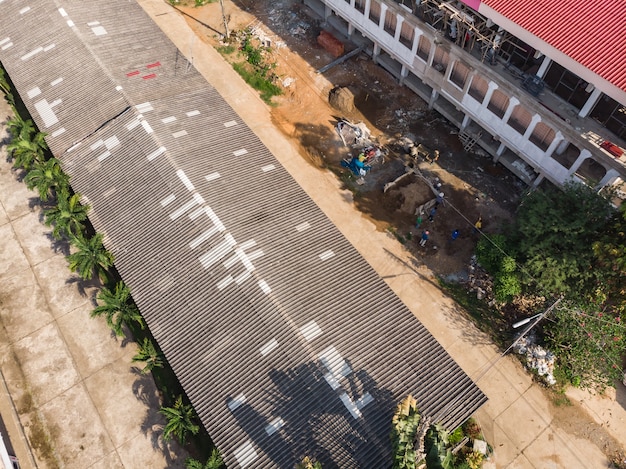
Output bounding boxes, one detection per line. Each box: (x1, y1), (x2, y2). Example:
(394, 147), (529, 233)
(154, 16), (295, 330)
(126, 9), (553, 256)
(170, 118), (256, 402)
(0, 100), (186, 467)
(137, 1), (626, 467)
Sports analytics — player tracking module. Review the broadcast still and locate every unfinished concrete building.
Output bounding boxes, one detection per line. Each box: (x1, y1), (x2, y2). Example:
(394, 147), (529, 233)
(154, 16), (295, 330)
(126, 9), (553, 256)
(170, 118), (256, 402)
(305, 0), (626, 201)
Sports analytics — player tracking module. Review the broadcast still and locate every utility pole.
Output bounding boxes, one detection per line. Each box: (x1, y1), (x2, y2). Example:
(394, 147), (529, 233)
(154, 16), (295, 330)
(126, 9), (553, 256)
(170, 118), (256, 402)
(505, 296), (563, 355)
(219, 0), (229, 39)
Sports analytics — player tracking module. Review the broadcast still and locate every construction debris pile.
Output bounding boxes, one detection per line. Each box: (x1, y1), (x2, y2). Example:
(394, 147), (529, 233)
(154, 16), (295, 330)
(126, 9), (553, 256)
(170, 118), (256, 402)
(513, 335), (557, 386)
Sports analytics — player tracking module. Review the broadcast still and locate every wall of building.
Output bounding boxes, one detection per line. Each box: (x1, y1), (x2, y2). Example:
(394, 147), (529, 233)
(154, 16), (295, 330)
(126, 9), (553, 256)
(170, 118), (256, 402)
(305, 0), (626, 192)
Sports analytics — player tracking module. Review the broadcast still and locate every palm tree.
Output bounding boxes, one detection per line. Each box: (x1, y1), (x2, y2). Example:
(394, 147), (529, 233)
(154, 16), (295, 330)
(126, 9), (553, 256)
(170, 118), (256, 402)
(66, 232), (114, 282)
(7, 129), (48, 171)
(6, 116), (34, 141)
(132, 338), (164, 374)
(0, 67), (15, 106)
(44, 191), (90, 240)
(24, 157), (70, 202)
(185, 449), (224, 469)
(91, 281), (144, 337)
(160, 395), (199, 446)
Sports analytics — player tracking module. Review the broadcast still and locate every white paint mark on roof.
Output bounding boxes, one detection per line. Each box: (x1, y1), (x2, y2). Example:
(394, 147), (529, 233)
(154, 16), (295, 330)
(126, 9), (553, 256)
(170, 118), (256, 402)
(176, 170), (195, 191)
(34, 99), (59, 127)
(227, 393), (247, 411)
(136, 102), (153, 113)
(234, 441), (258, 468)
(224, 120), (237, 127)
(193, 193), (205, 204)
(319, 250), (335, 260)
(203, 207), (225, 231)
(115, 85), (123, 91)
(247, 249), (264, 262)
(265, 417), (285, 436)
(1, 42), (13, 50)
(296, 222), (310, 232)
(356, 392), (374, 410)
(261, 164), (275, 172)
(104, 136), (120, 150)
(146, 146), (166, 161)
(141, 120), (153, 134)
(319, 346), (352, 380)
(97, 151), (111, 162)
(205, 172), (220, 181)
(300, 321), (322, 342)
(161, 116), (177, 124)
(50, 77), (63, 86)
(0, 38), (9, 46)
(160, 194), (176, 207)
(126, 119), (140, 131)
(186, 110), (200, 117)
(50, 128), (65, 137)
(233, 149), (248, 156)
(235, 271), (251, 284)
(258, 280), (271, 294)
(90, 140), (104, 151)
(58, 8), (67, 17)
(92, 26), (107, 36)
(27, 87), (41, 98)
(217, 275), (234, 290)
(172, 130), (188, 138)
(189, 226), (222, 249)
(199, 234), (236, 269)
(19, 6), (30, 14)
(87, 21), (100, 26)
(169, 199), (199, 220)
(43, 44), (55, 52)
(339, 393), (362, 419)
(21, 47), (43, 61)
(66, 20), (75, 28)
(189, 207), (204, 220)
(259, 339), (278, 356)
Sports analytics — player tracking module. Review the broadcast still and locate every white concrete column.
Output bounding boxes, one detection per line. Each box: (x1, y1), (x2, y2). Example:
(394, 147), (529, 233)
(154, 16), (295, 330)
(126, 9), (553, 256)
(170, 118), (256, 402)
(567, 149), (592, 177)
(462, 71), (476, 95)
(399, 64), (408, 85)
(411, 29), (421, 55)
(523, 114), (542, 140)
(379, 4), (388, 29)
(373, 42), (381, 64)
(497, 143), (506, 156)
(544, 131), (564, 158)
(364, 0), (372, 19)
(394, 15), (404, 42)
(532, 173), (545, 188)
(427, 42), (437, 67)
(428, 89), (439, 109)
(536, 56), (552, 79)
(480, 82), (498, 109)
(555, 139), (569, 155)
(350, 0), (356, 7)
(461, 114), (472, 131)
(596, 169), (621, 190)
(578, 87), (602, 118)
(444, 58), (454, 82)
(324, 4), (332, 19)
(501, 97), (520, 123)
(347, 23), (355, 37)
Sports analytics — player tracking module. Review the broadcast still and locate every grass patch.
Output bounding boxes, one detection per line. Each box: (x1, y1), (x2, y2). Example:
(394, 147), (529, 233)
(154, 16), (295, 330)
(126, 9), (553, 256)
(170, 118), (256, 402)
(232, 62), (282, 105)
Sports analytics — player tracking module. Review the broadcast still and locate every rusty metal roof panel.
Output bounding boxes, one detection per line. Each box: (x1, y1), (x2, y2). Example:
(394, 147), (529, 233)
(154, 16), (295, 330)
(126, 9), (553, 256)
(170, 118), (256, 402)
(1, 1), (487, 467)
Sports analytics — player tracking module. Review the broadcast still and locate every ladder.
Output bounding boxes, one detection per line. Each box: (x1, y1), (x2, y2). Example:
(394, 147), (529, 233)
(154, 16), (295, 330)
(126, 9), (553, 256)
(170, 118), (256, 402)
(459, 130), (482, 152)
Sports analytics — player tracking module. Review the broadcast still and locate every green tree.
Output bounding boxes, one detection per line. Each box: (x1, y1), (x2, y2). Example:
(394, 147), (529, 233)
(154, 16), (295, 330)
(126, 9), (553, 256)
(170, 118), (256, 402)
(6, 116), (34, 141)
(513, 182), (614, 297)
(24, 157), (70, 202)
(423, 424), (453, 469)
(91, 281), (144, 337)
(545, 300), (624, 391)
(295, 456), (323, 469)
(160, 395), (199, 446)
(132, 338), (165, 374)
(476, 235), (521, 303)
(7, 128), (48, 171)
(0, 67), (14, 106)
(44, 191), (90, 240)
(185, 448), (225, 469)
(66, 232), (114, 282)
(390, 395), (421, 469)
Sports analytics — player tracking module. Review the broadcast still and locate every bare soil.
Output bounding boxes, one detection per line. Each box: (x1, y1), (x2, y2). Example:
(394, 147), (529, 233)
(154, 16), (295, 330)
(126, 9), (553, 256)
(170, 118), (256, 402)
(175, 0), (626, 464)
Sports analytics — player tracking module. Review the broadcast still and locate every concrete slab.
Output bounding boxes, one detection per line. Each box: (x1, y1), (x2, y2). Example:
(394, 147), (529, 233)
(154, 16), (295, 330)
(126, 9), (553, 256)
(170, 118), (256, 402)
(0, 223), (30, 281)
(0, 269), (54, 343)
(494, 391), (548, 454)
(56, 307), (132, 379)
(32, 255), (95, 320)
(0, 166), (38, 221)
(12, 323), (80, 405)
(117, 431), (186, 469)
(83, 358), (157, 448)
(83, 449), (125, 469)
(11, 213), (59, 267)
(39, 383), (115, 468)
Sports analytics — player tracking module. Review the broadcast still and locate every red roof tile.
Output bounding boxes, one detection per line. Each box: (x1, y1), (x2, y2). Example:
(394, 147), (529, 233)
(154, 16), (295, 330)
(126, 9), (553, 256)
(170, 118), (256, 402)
(482, 0), (626, 93)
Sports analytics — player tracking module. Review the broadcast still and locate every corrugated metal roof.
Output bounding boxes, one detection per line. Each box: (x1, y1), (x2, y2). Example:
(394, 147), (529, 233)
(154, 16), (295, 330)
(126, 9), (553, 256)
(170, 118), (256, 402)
(482, 0), (626, 93)
(0, 1), (487, 467)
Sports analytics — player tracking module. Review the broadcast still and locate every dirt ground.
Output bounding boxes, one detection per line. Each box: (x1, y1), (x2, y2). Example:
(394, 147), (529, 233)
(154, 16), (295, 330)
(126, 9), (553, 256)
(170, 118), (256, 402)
(177, 0), (524, 278)
(170, 1), (626, 464)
